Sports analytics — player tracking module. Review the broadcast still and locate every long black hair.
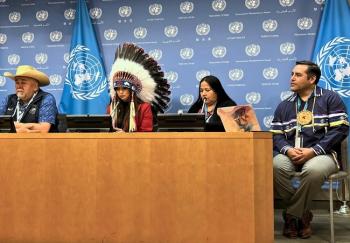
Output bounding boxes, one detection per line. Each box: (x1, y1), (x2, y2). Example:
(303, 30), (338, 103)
(188, 75), (235, 113)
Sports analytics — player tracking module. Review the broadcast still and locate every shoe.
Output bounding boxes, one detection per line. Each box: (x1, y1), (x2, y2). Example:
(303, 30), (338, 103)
(298, 210), (313, 239)
(282, 212), (298, 239)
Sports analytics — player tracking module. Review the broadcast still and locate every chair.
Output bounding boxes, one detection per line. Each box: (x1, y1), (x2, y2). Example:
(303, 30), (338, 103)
(293, 139), (349, 243)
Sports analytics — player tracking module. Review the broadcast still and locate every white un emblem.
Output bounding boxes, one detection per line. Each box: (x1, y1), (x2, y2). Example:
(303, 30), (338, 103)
(65, 45), (107, 100)
(196, 23), (210, 36)
(245, 44), (260, 57)
(229, 22), (243, 34)
(229, 69), (244, 81)
(246, 92), (261, 104)
(263, 115), (274, 128)
(263, 67), (278, 80)
(297, 17), (313, 30)
(149, 49), (163, 61)
(64, 9), (75, 20)
(180, 94), (194, 106)
(9, 12), (21, 23)
(0, 76), (6, 87)
(35, 53), (48, 65)
(36, 10), (48, 22)
(149, 3), (162, 15)
(279, 0), (294, 7)
(0, 33), (7, 44)
(164, 25), (178, 38)
(262, 19), (278, 32)
(280, 90), (293, 101)
(134, 27), (147, 39)
(8, 54), (20, 65)
(90, 8), (102, 20)
(280, 42), (295, 55)
(180, 1), (194, 14)
(22, 32), (34, 44)
(50, 31), (63, 42)
(245, 0), (260, 9)
(315, 37), (350, 97)
(180, 48), (194, 60)
(212, 46), (226, 58)
(165, 71), (178, 83)
(196, 70), (210, 81)
(119, 6), (132, 18)
(212, 0), (226, 12)
(104, 29), (117, 41)
(49, 74), (62, 86)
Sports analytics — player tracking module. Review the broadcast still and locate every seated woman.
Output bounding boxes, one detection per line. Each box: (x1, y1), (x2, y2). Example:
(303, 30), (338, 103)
(188, 75), (237, 131)
(109, 43), (170, 132)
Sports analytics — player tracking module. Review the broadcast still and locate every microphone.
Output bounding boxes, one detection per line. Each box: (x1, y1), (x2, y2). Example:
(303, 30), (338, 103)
(201, 98), (207, 113)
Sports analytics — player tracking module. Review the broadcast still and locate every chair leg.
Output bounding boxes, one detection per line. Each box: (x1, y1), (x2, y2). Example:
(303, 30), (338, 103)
(330, 179), (335, 243)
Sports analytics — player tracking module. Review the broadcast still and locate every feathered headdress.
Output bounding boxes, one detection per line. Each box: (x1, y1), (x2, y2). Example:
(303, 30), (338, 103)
(109, 43), (171, 131)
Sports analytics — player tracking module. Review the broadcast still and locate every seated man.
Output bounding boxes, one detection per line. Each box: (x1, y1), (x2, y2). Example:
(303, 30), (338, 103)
(0, 65), (58, 132)
(270, 61), (349, 239)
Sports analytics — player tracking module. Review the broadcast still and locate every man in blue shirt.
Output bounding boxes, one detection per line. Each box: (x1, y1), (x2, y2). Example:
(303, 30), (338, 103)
(270, 61), (349, 239)
(0, 65), (58, 132)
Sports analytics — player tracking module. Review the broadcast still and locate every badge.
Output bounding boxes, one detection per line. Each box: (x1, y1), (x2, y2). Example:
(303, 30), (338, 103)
(297, 110), (313, 125)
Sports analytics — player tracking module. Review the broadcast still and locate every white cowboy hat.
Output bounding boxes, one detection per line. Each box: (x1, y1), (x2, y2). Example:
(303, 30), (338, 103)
(3, 65), (50, 86)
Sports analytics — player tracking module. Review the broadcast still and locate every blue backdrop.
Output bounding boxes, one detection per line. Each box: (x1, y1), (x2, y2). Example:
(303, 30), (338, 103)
(0, 0), (324, 130)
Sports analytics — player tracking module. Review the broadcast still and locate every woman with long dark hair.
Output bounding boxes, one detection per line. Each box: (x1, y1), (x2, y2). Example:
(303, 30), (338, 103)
(188, 75), (236, 131)
(109, 43), (170, 132)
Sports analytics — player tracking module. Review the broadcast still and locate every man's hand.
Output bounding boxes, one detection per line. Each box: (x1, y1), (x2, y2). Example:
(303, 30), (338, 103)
(287, 147), (316, 165)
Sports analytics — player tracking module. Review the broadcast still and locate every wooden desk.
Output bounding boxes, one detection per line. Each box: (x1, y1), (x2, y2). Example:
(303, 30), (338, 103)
(0, 132), (273, 243)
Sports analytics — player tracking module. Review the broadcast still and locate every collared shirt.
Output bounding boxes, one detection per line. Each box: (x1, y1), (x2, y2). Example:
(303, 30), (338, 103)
(0, 92), (57, 125)
(270, 86), (349, 157)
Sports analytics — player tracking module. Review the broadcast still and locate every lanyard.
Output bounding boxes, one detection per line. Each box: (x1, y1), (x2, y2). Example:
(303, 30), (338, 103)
(15, 92), (37, 122)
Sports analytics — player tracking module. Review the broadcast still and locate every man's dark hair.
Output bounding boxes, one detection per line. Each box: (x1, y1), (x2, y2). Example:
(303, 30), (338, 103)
(296, 60), (321, 84)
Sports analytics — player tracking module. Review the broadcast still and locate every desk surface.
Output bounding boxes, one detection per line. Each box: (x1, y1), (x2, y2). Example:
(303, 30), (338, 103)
(0, 132), (273, 243)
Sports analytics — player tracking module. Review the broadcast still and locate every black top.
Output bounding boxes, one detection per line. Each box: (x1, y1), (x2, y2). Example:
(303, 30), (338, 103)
(188, 99), (237, 132)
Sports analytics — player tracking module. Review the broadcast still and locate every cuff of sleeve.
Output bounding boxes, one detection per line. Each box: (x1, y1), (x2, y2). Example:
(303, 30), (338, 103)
(312, 144), (326, 156)
(281, 145), (293, 155)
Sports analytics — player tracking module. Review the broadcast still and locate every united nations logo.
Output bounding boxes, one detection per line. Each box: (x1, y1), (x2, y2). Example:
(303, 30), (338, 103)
(8, 54), (20, 65)
(245, 0), (260, 9)
(196, 70), (211, 81)
(64, 9), (75, 20)
(280, 42), (295, 55)
(229, 22), (243, 34)
(64, 53), (70, 63)
(0, 76), (6, 87)
(9, 12), (21, 23)
(263, 115), (274, 128)
(180, 94), (194, 105)
(22, 32), (34, 44)
(149, 49), (163, 61)
(280, 90), (293, 100)
(35, 53), (48, 65)
(315, 37), (350, 97)
(104, 29), (117, 41)
(0, 33), (7, 44)
(50, 31), (63, 42)
(165, 71), (178, 83)
(279, 0), (294, 7)
(90, 8), (102, 20)
(297, 17), (313, 30)
(119, 6), (132, 18)
(180, 1), (194, 14)
(245, 44), (260, 57)
(263, 67), (278, 80)
(180, 48), (194, 60)
(65, 45), (108, 100)
(229, 69), (244, 81)
(212, 46), (226, 58)
(314, 0), (324, 5)
(164, 25), (178, 38)
(134, 27), (147, 39)
(196, 23), (210, 36)
(246, 92), (261, 104)
(262, 19), (278, 32)
(49, 74), (62, 86)
(149, 3), (162, 15)
(212, 0), (226, 12)
(36, 10), (48, 22)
